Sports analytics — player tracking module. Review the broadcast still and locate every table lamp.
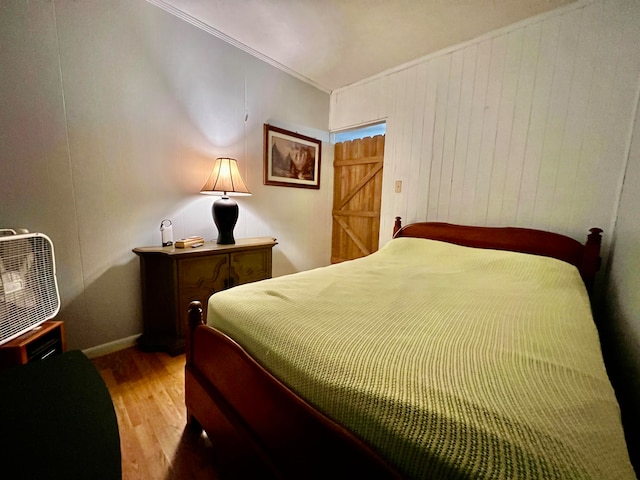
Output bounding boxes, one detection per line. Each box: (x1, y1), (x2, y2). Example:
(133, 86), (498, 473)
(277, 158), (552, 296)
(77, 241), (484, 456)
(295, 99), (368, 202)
(200, 157), (251, 244)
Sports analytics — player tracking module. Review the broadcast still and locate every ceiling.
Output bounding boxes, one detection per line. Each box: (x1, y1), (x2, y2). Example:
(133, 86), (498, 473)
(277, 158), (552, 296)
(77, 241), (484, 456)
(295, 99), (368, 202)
(151, 0), (577, 92)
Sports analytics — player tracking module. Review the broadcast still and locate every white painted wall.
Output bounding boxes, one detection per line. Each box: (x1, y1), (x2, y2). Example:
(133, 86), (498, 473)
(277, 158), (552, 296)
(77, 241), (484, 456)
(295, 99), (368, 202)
(330, 0), (640, 253)
(0, 0), (331, 350)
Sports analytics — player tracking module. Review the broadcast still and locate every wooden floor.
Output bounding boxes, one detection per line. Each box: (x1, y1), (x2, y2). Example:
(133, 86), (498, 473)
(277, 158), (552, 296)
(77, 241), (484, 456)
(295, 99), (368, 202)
(91, 347), (225, 480)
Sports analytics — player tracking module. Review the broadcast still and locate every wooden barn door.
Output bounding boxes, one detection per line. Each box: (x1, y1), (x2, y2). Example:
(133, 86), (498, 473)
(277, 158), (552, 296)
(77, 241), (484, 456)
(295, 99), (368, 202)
(331, 134), (384, 263)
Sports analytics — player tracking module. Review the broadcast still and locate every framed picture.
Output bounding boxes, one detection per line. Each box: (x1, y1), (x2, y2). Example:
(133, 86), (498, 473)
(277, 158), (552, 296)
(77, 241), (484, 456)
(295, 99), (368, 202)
(264, 124), (321, 189)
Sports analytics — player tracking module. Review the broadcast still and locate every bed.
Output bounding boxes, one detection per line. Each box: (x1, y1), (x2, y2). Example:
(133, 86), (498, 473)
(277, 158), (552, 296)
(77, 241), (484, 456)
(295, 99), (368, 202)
(184, 218), (635, 479)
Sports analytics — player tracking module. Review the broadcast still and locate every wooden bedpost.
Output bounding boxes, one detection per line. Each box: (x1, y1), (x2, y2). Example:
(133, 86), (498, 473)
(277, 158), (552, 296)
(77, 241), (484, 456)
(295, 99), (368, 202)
(581, 228), (603, 294)
(393, 216), (402, 236)
(186, 301), (204, 366)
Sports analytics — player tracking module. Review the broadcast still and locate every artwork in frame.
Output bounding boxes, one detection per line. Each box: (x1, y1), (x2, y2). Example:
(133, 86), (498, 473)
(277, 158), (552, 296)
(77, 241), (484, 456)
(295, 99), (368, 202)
(264, 124), (321, 189)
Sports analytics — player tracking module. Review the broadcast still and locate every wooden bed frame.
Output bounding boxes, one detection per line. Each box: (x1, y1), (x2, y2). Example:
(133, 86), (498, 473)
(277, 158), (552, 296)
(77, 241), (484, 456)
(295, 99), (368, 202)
(185, 219), (603, 479)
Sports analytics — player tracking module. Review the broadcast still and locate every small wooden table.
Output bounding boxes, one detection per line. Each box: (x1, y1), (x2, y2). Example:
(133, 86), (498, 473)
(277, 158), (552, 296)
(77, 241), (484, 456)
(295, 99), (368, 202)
(0, 320), (66, 369)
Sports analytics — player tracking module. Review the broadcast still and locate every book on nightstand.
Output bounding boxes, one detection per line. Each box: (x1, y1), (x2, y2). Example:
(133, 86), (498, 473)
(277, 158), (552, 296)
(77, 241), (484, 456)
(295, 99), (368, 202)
(174, 236), (204, 248)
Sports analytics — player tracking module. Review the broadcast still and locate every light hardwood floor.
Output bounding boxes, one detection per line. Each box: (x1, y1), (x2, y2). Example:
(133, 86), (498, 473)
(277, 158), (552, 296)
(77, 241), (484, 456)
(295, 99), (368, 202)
(91, 347), (224, 480)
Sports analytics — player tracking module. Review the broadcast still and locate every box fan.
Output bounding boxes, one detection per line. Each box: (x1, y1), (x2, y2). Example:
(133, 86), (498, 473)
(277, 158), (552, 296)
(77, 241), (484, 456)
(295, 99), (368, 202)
(0, 229), (60, 346)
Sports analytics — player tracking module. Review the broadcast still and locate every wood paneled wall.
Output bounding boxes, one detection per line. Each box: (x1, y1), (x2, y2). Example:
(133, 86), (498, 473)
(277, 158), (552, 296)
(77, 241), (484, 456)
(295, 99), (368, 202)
(330, 0), (640, 247)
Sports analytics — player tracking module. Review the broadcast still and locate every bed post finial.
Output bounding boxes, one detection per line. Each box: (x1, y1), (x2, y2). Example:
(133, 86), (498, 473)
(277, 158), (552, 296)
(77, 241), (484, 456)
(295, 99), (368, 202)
(186, 301), (204, 365)
(588, 227), (603, 243)
(582, 228), (603, 295)
(393, 217), (402, 236)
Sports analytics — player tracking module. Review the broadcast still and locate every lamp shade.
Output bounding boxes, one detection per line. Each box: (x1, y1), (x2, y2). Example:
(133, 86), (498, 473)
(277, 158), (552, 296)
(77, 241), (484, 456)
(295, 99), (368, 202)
(200, 158), (251, 245)
(200, 157), (251, 196)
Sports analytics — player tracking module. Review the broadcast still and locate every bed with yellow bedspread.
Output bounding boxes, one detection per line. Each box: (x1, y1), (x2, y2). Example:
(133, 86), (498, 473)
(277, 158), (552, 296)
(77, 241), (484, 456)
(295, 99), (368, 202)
(206, 237), (634, 479)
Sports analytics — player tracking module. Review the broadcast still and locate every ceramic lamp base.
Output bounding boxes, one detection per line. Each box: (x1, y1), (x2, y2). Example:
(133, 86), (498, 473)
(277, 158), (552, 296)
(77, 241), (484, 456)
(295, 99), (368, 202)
(212, 196), (238, 244)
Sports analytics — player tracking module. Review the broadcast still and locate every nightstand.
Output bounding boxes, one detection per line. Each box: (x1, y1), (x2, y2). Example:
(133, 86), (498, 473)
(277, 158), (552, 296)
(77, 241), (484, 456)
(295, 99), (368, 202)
(133, 237), (277, 355)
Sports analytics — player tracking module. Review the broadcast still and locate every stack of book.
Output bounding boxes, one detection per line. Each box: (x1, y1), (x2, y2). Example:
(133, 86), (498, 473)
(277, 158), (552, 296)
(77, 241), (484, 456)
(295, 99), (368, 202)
(174, 236), (204, 248)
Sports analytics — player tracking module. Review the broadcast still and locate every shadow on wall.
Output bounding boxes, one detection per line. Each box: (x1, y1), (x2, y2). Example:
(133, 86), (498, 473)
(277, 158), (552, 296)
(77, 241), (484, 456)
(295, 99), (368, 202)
(58, 257), (143, 351)
(599, 288), (640, 475)
(271, 248), (295, 278)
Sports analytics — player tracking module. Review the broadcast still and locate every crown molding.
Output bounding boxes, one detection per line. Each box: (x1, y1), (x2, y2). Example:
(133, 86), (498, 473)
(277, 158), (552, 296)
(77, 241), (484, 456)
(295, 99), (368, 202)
(333, 0), (595, 94)
(146, 0), (331, 94)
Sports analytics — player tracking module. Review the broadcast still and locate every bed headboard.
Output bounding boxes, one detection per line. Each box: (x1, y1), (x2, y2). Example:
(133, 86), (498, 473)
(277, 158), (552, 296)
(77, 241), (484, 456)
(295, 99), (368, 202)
(393, 217), (602, 293)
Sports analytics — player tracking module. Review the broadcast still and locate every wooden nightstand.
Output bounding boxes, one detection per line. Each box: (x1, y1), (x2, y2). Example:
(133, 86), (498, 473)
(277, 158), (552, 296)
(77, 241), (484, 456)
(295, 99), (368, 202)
(0, 320), (66, 369)
(133, 237), (277, 355)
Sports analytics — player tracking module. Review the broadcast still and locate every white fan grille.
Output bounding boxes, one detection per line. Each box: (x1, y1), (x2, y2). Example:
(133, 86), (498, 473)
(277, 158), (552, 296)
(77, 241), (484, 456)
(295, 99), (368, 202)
(0, 233), (60, 346)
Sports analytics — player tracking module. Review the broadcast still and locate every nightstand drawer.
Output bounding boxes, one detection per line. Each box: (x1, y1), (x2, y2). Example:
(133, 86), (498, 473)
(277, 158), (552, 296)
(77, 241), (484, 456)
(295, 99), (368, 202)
(231, 248), (273, 287)
(180, 255), (229, 296)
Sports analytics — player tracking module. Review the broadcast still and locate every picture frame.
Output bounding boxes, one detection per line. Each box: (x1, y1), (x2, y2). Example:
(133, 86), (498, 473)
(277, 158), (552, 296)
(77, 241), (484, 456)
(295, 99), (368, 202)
(264, 124), (321, 189)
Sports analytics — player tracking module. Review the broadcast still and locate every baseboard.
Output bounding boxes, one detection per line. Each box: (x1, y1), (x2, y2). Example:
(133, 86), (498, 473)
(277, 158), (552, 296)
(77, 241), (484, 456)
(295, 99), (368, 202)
(82, 334), (141, 359)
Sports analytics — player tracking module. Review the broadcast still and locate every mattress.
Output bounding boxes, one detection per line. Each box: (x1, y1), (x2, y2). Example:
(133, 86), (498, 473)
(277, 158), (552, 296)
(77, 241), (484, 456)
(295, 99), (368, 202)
(207, 237), (635, 479)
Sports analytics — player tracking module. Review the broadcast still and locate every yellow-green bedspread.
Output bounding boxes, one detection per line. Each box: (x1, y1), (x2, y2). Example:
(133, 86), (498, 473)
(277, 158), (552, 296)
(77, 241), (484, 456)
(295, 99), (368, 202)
(207, 237), (635, 479)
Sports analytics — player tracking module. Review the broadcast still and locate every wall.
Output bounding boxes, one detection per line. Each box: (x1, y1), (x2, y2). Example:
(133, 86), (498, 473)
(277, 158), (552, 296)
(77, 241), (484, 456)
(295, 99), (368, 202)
(604, 89), (640, 466)
(330, 0), (640, 251)
(0, 0), (331, 351)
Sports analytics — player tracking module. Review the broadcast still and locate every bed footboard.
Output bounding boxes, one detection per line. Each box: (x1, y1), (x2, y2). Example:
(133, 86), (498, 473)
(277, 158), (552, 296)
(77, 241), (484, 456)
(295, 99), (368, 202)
(185, 301), (404, 479)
